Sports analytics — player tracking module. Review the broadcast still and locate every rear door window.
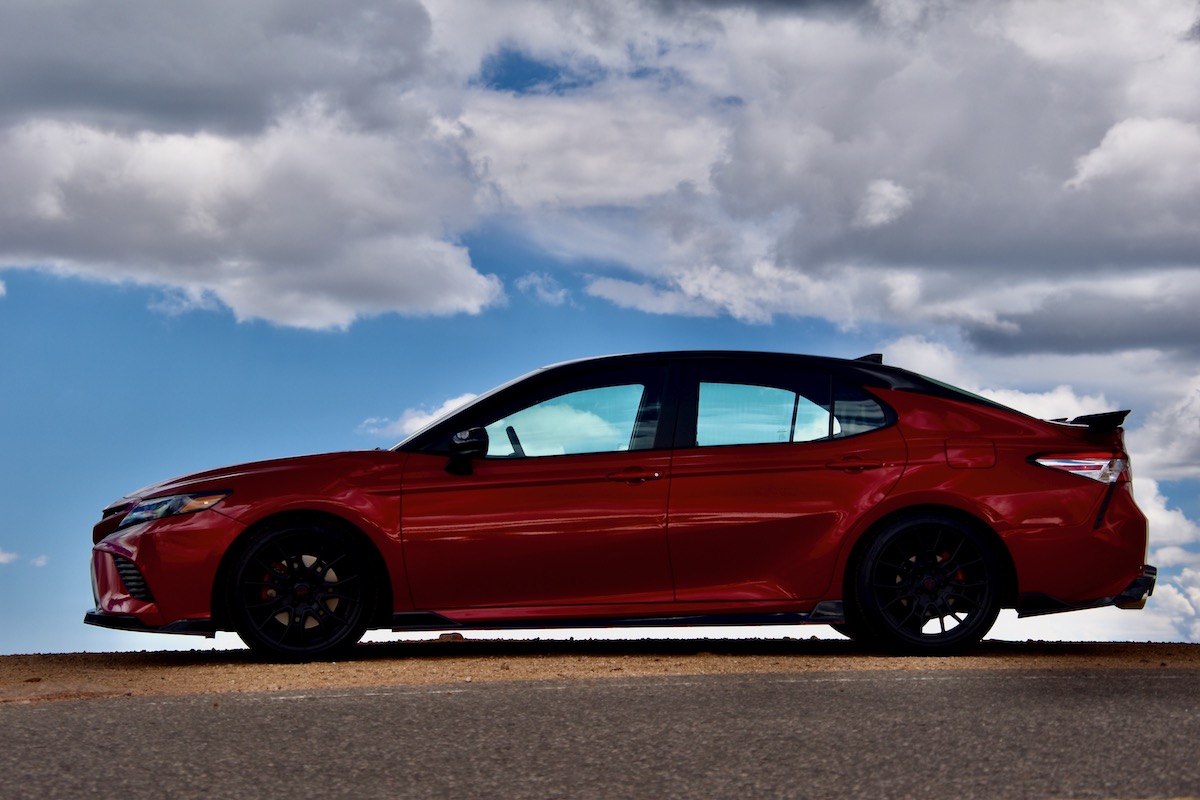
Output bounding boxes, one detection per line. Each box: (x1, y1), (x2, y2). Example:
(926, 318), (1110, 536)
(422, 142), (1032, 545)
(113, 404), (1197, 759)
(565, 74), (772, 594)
(697, 382), (832, 446)
(686, 362), (891, 447)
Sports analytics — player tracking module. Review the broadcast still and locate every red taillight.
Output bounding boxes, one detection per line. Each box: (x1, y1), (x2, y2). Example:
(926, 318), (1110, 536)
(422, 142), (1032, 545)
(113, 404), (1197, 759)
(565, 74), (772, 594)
(1034, 454), (1129, 484)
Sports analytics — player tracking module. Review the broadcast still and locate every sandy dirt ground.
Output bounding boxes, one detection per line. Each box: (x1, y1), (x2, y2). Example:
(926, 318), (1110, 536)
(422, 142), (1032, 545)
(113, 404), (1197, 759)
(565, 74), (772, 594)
(3, 637), (1198, 704)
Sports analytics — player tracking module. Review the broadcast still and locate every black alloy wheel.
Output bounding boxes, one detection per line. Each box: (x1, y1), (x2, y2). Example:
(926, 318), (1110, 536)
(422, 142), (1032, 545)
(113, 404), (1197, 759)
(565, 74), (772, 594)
(853, 515), (1001, 653)
(228, 522), (373, 661)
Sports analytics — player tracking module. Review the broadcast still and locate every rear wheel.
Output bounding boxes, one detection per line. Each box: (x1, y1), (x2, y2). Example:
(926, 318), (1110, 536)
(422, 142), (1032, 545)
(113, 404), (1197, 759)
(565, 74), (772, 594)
(853, 515), (1001, 653)
(228, 522), (373, 661)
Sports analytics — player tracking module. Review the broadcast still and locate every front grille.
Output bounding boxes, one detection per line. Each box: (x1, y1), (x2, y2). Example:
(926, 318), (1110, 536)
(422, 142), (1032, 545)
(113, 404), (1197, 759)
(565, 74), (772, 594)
(113, 555), (155, 602)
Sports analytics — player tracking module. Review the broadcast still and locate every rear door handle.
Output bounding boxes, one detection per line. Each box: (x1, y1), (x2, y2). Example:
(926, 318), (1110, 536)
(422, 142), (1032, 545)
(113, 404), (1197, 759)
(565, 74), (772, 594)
(607, 468), (666, 484)
(825, 457), (884, 473)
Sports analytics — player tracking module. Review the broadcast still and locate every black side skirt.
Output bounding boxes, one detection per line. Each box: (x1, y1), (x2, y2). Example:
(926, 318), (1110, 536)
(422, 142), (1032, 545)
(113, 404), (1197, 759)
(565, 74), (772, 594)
(390, 602), (846, 632)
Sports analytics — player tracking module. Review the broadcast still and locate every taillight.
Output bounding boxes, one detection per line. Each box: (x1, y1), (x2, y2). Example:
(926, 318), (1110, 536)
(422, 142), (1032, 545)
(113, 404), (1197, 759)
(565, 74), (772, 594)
(1033, 454), (1128, 484)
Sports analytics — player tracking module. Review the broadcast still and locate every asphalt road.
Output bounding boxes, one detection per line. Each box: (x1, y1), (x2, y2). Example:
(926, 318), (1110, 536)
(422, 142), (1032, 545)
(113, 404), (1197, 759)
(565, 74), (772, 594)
(4, 668), (1198, 799)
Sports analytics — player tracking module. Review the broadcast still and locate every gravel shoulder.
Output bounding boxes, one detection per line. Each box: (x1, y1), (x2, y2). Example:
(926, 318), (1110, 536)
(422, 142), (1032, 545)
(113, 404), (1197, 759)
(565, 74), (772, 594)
(3, 638), (1198, 704)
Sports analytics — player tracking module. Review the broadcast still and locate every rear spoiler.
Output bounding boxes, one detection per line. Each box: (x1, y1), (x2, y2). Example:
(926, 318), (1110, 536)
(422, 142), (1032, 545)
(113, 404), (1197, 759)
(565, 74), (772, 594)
(1049, 410), (1131, 432)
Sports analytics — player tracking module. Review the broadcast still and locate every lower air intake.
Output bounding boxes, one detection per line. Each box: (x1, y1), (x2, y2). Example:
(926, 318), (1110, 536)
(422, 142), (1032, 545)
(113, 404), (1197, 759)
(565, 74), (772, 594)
(113, 555), (155, 602)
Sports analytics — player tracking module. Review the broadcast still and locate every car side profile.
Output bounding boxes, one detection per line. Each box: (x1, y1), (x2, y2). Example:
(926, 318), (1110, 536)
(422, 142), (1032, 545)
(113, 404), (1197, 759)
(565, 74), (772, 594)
(87, 351), (1156, 659)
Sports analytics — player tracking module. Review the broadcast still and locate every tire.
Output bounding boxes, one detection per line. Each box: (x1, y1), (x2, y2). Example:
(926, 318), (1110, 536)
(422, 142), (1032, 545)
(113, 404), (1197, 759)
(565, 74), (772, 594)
(227, 521), (374, 661)
(852, 515), (1001, 654)
(829, 618), (875, 645)
(830, 623), (855, 639)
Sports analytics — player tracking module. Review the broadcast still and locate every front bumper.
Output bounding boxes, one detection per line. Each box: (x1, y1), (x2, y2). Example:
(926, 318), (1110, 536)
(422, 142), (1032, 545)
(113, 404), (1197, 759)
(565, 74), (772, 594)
(84, 610), (215, 636)
(88, 508), (247, 635)
(1018, 564), (1157, 617)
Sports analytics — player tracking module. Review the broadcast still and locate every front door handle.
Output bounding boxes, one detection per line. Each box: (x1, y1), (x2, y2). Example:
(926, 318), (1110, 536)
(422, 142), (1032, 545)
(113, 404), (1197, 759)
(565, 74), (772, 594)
(825, 457), (884, 473)
(607, 468), (666, 484)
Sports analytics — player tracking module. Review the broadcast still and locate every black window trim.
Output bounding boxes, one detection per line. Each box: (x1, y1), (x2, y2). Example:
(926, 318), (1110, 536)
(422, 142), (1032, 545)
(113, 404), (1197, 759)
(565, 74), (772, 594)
(398, 351), (904, 456)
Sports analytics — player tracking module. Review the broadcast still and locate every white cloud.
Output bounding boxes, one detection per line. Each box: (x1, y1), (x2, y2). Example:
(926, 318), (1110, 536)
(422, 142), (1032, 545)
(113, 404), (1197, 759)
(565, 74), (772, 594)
(461, 89), (725, 210)
(0, 549), (50, 569)
(1139, 478), (1200, 549)
(672, 261), (862, 325)
(434, 2), (1200, 366)
(586, 276), (719, 318)
(0, 107), (503, 328)
(208, 234), (503, 330)
(516, 272), (571, 306)
(854, 179), (913, 228)
(1140, 568), (1200, 642)
(1128, 376), (1200, 480)
(1000, 0), (1196, 71)
(360, 392), (479, 440)
(1153, 547), (1200, 569)
(1, 0), (1196, 343)
(1066, 117), (1200, 199)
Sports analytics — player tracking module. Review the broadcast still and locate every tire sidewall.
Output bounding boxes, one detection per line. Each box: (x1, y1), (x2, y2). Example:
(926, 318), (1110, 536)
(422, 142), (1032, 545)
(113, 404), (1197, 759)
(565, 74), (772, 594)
(227, 522), (373, 661)
(852, 515), (1001, 654)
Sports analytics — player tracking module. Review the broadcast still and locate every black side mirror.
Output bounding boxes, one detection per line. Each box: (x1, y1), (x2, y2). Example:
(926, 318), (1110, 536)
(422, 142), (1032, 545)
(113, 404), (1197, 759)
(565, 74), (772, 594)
(447, 427), (488, 474)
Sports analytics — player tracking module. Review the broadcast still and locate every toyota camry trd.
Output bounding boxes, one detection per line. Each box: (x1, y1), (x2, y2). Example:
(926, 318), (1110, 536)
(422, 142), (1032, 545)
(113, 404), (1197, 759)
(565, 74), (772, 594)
(87, 351), (1155, 660)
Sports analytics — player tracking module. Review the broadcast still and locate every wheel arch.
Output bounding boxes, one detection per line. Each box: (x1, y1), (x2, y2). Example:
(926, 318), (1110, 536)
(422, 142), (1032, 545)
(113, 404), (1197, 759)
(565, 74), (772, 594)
(210, 509), (395, 632)
(841, 505), (1019, 610)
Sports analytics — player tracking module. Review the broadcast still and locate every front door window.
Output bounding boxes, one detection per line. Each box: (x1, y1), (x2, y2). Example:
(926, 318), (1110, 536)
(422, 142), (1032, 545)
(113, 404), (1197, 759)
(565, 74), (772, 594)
(485, 383), (649, 457)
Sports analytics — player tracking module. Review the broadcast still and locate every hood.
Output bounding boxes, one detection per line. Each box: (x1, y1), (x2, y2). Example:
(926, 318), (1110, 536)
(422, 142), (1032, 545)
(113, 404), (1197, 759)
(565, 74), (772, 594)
(109, 452), (352, 508)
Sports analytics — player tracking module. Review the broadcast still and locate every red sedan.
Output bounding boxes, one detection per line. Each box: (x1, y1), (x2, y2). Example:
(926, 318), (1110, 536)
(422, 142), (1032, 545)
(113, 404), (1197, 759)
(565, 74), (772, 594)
(87, 351), (1155, 659)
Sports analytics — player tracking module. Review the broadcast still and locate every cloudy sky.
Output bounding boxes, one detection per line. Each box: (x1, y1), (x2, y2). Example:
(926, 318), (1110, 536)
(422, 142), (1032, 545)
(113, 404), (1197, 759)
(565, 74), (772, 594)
(2, 0), (1199, 654)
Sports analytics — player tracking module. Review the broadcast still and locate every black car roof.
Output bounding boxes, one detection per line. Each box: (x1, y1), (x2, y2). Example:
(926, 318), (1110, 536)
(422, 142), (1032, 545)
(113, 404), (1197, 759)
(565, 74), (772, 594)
(536, 350), (941, 393)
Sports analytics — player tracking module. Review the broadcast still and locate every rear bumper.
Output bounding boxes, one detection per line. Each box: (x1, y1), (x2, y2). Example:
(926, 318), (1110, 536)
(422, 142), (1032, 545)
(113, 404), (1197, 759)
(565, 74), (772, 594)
(1018, 565), (1157, 617)
(1113, 565), (1158, 610)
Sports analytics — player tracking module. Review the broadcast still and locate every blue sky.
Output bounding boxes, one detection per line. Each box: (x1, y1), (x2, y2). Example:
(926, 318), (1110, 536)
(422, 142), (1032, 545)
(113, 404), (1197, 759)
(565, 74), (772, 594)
(2, 0), (1199, 654)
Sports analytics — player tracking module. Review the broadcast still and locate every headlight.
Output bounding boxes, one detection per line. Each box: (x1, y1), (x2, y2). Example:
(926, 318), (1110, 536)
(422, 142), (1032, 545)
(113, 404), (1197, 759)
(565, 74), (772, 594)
(120, 492), (229, 528)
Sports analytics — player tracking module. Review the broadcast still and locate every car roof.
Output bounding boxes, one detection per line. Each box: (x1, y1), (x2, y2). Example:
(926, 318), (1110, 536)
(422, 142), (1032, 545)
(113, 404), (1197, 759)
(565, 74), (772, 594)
(535, 350), (934, 392)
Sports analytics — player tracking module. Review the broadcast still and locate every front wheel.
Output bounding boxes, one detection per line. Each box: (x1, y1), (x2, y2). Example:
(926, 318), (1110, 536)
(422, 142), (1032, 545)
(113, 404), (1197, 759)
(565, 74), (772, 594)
(852, 516), (1002, 653)
(227, 522), (374, 661)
